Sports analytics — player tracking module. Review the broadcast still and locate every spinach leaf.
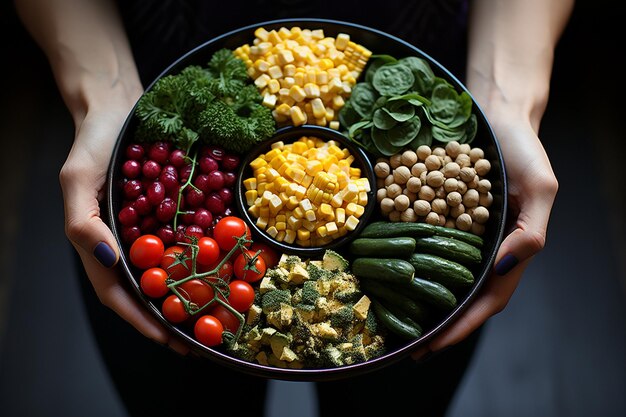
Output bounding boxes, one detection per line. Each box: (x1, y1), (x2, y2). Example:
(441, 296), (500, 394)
(398, 56), (435, 95)
(384, 99), (416, 122)
(372, 62), (415, 96)
(372, 127), (403, 156)
(373, 108), (397, 130)
(350, 83), (379, 118)
(387, 115), (422, 147)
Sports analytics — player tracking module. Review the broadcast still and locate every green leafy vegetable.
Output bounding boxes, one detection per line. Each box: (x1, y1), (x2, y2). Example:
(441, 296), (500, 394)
(340, 54), (477, 157)
(134, 48), (275, 153)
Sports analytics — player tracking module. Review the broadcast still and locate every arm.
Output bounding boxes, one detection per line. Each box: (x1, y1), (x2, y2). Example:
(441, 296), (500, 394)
(14, 0), (188, 354)
(419, 0), (574, 354)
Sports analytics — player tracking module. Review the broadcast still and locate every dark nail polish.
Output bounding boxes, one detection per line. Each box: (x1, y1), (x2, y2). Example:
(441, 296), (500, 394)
(495, 253), (518, 276)
(94, 242), (116, 268)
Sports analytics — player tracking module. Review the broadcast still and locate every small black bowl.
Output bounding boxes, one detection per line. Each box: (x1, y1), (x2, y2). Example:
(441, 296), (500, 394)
(234, 125), (377, 258)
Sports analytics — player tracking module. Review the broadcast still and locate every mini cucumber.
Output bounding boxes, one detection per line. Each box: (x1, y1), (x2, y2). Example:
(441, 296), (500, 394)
(408, 252), (474, 289)
(349, 237), (416, 258)
(414, 236), (482, 265)
(360, 221), (484, 248)
(351, 258), (414, 285)
(360, 278), (429, 323)
(371, 299), (422, 340)
(395, 277), (458, 311)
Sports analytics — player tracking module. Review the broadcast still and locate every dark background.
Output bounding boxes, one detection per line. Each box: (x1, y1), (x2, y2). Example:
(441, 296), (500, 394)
(1, 1), (624, 416)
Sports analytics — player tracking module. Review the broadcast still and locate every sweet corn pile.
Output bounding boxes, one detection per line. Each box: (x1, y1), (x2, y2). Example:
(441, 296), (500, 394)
(243, 136), (370, 247)
(234, 26), (372, 128)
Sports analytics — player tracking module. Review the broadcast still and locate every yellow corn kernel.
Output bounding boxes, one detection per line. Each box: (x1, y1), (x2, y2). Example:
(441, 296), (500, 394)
(345, 215), (359, 231)
(293, 207), (305, 219)
(330, 192), (343, 208)
(289, 85), (306, 102)
(319, 203), (335, 221)
(249, 157), (267, 171)
(358, 191), (368, 206)
(287, 215), (302, 229)
(248, 204), (260, 218)
(305, 160), (323, 176)
(316, 226), (328, 238)
(316, 70), (329, 85)
(329, 120), (340, 130)
(283, 63), (296, 77)
(335, 208), (346, 226)
(255, 73), (271, 88)
(304, 209), (316, 222)
(275, 221), (286, 231)
(243, 178), (257, 191)
(326, 222), (338, 235)
(299, 199), (313, 212)
(290, 106), (307, 126)
(268, 65), (283, 79)
(264, 167), (279, 182)
(286, 195), (299, 210)
(255, 27), (270, 41)
(263, 148), (281, 161)
(266, 226), (279, 238)
(261, 190), (273, 205)
(262, 94), (277, 108)
(310, 98), (326, 119)
(335, 33), (350, 50)
(275, 230), (286, 242)
(297, 229), (310, 241)
(256, 216), (268, 230)
(349, 167), (361, 177)
(245, 190), (258, 206)
(302, 220), (317, 232)
(300, 175), (313, 189)
(303, 83), (320, 99)
(293, 71), (306, 87)
(284, 229), (296, 244)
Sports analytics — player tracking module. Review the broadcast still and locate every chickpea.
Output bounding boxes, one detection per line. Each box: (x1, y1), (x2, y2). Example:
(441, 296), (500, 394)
(400, 208), (418, 223)
(401, 150), (418, 167)
(450, 203), (465, 218)
(393, 165), (412, 185)
(474, 158), (492, 176)
(455, 153), (471, 168)
(435, 185), (447, 199)
(444, 177), (459, 193)
(471, 222), (486, 236)
(432, 146), (447, 157)
(389, 154), (403, 169)
(457, 180), (468, 195)
(384, 174), (395, 187)
(388, 210), (402, 222)
(463, 189), (480, 208)
(394, 194), (411, 212)
(426, 170), (445, 188)
(380, 197), (395, 214)
(459, 143), (471, 155)
(459, 166), (476, 183)
(416, 145), (432, 161)
(376, 188), (387, 202)
(438, 214), (447, 226)
(456, 213), (473, 231)
(419, 170), (427, 184)
(444, 218), (457, 229)
(425, 154), (442, 171)
(402, 188), (418, 204)
(443, 155), (453, 165)
(411, 162), (427, 177)
(477, 179), (492, 193)
(406, 176), (422, 193)
(386, 183), (402, 199)
(425, 211), (440, 225)
(466, 174), (479, 189)
(479, 191), (493, 207)
(445, 141), (461, 158)
(469, 147), (484, 163)
(413, 199), (431, 216)
(374, 161), (390, 178)
(442, 161), (461, 178)
(446, 191), (462, 207)
(431, 198), (448, 215)
(418, 185), (435, 201)
(472, 206), (490, 224)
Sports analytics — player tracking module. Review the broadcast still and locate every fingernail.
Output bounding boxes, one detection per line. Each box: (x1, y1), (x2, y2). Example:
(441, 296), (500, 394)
(495, 253), (518, 276)
(94, 242), (116, 268)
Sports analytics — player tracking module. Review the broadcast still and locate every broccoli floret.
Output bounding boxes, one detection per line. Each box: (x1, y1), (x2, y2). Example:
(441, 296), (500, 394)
(364, 335), (387, 360)
(306, 262), (330, 281)
(261, 289), (292, 313)
(334, 289), (363, 304)
(364, 308), (380, 334)
(300, 281), (320, 306)
(329, 305), (354, 329)
(228, 343), (257, 362)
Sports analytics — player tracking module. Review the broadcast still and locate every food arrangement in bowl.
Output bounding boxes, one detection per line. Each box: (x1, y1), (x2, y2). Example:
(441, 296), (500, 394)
(107, 19), (506, 381)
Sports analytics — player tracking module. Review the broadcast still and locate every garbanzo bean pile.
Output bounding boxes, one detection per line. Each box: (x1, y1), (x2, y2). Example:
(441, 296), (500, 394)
(374, 140), (493, 236)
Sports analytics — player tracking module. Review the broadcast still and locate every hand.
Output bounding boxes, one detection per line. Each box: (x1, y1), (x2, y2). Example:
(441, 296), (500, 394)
(60, 101), (190, 355)
(413, 114), (559, 359)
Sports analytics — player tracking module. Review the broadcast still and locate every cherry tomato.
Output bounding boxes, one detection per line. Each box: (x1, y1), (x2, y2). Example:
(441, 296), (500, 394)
(178, 279), (215, 311)
(194, 315), (223, 347)
(213, 216), (250, 252)
(196, 236), (220, 266)
(233, 250), (266, 283)
(129, 234), (164, 269)
(227, 280), (255, 312)
(162, 294), (190, 323)
(250, 242), (279, 268)
(209, 304), (241, 333)
(198, 252), (234, 281)
(140, 267), (169, 298)
(160, 245), (192, 280)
